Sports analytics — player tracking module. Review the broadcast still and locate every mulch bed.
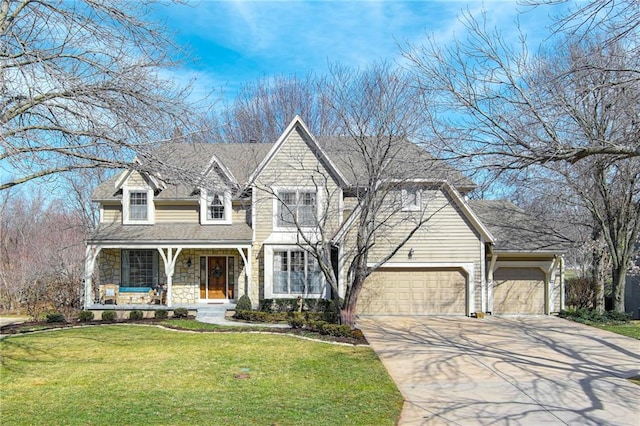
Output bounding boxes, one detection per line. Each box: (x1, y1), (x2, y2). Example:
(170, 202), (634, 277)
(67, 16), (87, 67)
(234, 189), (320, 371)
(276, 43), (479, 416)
(0, 318), (368, 346)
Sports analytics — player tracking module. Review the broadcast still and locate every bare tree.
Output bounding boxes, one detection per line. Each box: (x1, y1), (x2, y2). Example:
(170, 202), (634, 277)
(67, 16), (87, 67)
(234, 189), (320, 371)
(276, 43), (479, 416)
(0, 190), (87, 319)
(404, 11), (639, 312)
(208, 73), (338, 144)
(521, 0), (640, 52)
(0, 0), (202, 190)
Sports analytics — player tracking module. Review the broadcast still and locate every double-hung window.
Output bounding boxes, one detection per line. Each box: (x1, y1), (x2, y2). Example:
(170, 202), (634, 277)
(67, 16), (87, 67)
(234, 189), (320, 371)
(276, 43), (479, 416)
(129, 191), (148, 220)
(200, 189), (231, 224)
(208, 194), (225, 220)
(121, 249), (158, 288)
(277, 190), (316, 227)
(273, 250), (322, 295)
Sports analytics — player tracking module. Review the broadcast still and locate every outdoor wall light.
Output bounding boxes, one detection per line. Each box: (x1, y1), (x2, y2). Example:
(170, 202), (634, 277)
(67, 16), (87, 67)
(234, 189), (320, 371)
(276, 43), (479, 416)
(408, 248), (414, 259)
(187, 258), (192, 268)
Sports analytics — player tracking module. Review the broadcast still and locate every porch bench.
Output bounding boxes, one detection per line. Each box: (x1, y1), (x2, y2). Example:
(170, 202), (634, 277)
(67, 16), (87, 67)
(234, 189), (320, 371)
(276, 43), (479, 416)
(118, 287), (153, 304)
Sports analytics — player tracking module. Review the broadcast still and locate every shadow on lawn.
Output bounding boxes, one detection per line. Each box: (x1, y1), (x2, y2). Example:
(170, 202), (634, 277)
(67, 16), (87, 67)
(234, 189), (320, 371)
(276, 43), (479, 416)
(359, 316), (640, 425)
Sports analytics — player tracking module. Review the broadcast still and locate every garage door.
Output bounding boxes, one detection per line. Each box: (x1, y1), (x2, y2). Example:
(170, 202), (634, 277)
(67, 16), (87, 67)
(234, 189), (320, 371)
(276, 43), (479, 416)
(492, 267), (545, 314)
(357, 268), (467, 315)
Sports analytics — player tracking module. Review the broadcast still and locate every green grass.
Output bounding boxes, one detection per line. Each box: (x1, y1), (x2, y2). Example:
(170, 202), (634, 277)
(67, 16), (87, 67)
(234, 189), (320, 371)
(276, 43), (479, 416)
(594, 321), (640, 339)
(1, 325), (402, 425)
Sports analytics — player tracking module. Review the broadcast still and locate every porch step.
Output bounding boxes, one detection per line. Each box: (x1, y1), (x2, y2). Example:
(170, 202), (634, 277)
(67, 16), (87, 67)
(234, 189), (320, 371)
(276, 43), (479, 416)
(195, 304), (235, 324)
(195, 305), (288, 328)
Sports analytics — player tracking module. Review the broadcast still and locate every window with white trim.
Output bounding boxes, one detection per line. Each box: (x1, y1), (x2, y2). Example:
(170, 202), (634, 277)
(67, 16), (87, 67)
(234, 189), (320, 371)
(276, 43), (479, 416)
(123, 188), (154, 224)
(129, 191), (148, 220)
(401, 188), (421, 212)
(121, 249), (158, 288)
(200, 189), (231, 224)
(207, 194), (225, 220)
(273, 250), (322, 295)
(277, 190), (316, 227)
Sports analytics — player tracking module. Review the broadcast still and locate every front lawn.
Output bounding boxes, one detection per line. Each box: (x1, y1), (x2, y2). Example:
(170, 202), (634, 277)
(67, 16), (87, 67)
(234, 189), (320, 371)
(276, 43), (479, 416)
(595, 321), (640, 339)
(1, 325), (402, 425)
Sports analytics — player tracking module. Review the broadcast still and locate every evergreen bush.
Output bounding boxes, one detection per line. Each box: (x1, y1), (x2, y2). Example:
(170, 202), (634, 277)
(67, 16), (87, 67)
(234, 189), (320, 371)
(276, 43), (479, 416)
(77, 310), (95, 322)
(236, 294), (252, 311)
(129, 310), (144, 320)
(101, 311), (117, 321)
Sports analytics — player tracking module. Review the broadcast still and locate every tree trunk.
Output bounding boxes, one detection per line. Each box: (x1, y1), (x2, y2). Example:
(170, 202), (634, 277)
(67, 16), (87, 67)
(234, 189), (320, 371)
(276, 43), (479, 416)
(611, 266), (627, 313)
(341, 271), (366, 327)
(591, 228), (606, 313)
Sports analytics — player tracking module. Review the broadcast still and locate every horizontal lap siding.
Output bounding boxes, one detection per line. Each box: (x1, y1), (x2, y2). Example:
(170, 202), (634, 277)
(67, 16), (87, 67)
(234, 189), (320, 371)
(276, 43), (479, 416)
(252, 127), (342, 303)
(232, 203), (249, 225)
(102, 204), (122, 223)
(126, 171), (147, 187)
(367, 190), (481, 280)
(155, 204), (199, 223)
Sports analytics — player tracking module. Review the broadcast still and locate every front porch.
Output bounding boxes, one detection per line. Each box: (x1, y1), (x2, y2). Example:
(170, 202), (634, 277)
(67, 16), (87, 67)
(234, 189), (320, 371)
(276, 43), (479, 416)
(84, 244), (252, 309)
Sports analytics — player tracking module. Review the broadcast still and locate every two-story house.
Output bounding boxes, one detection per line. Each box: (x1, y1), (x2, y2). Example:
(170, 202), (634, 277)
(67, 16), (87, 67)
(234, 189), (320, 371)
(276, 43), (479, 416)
(85, 116), (567, 316)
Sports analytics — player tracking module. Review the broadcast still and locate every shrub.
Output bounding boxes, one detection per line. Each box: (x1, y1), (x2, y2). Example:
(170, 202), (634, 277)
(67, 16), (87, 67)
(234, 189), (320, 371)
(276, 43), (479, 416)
(604, 310), (632, 323)
(258, 299), (275, 312)
(559, 308), (631, 324)
(173, 307), (189, 318)
(45, 312), (65, 323)
(566, 277), (598, 309)
(78, 310), (95, 322)
(154, 309), (169, 320)
(288, 312), (304, 328)
(129, 310), (144, 320)
(321, 323), (353, 338)
(101, 311), (117, 321)
(233, 310), (287, 323)
(304, 319), (325, 333)
(236, 294), (252, 311)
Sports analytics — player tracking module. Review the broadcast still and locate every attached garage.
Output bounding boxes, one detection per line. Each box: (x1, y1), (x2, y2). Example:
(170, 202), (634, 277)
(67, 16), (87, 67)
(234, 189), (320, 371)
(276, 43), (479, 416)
(492, 267), (545, 315)
(357, 268), (467, 315)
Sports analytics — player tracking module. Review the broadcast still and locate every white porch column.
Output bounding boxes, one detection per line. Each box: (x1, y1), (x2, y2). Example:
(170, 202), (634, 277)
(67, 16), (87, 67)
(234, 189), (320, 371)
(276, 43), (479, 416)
(487, 253), (498, 314)
(236, 247), (252, 299)
(158, 247), (183, 307)
(545, 257), (561, 315)
(480, 240), (487, 313)
(84, 245), (102, 309)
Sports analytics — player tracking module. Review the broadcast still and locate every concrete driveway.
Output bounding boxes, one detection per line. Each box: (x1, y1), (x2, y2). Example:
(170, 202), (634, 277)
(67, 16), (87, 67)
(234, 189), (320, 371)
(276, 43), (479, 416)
(358, 316), (640, 425)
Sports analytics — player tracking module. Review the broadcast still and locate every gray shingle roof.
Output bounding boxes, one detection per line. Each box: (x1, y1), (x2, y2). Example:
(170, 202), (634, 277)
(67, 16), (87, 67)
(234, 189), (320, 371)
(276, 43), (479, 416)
(468, 200), (569, 253)
(88, 222), (252, 244)
(92, 137), (475, 201)
(318, 136), (476, 190)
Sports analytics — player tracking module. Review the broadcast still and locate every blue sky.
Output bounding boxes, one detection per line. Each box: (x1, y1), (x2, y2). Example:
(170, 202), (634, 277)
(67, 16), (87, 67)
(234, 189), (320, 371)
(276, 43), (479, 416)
(156, 0), (569, 102)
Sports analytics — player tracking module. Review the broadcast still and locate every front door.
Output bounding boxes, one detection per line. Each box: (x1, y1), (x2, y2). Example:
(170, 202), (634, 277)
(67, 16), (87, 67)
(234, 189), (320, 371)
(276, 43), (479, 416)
(204, 256), (227, 299)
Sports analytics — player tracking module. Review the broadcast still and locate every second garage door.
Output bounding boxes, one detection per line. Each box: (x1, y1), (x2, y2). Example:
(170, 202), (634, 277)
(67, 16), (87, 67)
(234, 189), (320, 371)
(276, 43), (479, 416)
(357, 268), (467, 315)
(492, 267), (545, 314)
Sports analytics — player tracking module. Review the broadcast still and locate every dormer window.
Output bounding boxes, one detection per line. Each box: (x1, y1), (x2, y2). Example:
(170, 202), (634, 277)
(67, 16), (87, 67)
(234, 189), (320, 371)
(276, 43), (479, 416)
(208, 194), (225, 220)
(129, 191), (148, 220)
(200, 189), (231, 224)
(122, 187), (154, 224)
